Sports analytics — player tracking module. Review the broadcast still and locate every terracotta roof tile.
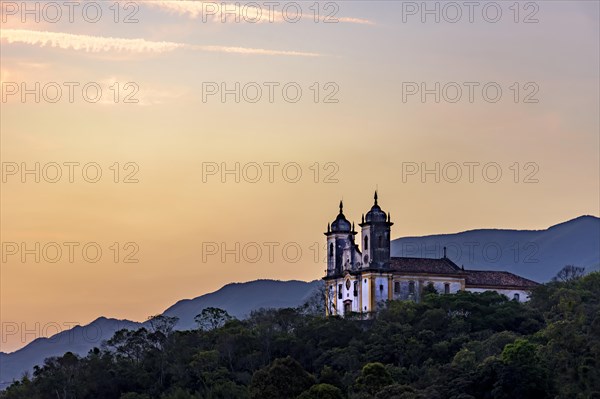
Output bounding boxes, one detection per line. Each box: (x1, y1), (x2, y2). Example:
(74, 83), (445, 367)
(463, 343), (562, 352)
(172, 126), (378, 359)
(389, 257), (462, 275)
(465, 270), (539, 288)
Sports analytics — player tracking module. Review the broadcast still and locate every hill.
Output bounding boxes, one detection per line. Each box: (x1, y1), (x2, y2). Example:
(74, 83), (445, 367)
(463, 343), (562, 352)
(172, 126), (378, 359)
(0, 280), (321, 388)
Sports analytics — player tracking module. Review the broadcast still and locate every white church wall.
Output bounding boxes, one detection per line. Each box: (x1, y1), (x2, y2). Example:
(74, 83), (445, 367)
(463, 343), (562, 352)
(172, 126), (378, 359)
(392, 276), (463, 301)
(362, 277), (370, 312)
(374, 277), (389, 307)
(330, 277), (362, 316)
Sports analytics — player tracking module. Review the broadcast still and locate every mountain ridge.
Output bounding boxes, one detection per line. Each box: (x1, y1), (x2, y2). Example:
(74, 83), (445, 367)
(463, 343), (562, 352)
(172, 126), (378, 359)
(0, 280), (322, 387)
(396, 215), (598, 238)
(391, 215), (599, 282)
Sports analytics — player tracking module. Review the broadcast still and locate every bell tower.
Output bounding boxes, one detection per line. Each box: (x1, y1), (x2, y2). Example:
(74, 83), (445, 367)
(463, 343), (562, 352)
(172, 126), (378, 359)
(324, 201), (357, 276)
(359, 191), (393, 270)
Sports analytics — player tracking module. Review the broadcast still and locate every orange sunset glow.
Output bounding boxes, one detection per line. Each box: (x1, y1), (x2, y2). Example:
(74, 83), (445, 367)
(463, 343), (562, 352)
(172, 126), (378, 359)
(1, 0), (598, 359)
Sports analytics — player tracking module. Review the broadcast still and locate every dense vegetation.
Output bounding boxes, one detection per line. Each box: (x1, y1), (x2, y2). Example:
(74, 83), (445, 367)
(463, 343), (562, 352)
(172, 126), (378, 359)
(2, 271), (599, 399)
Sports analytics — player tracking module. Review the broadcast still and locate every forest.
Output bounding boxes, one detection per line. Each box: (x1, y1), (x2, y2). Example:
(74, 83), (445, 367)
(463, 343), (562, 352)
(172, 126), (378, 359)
(2, 269), (599, 399)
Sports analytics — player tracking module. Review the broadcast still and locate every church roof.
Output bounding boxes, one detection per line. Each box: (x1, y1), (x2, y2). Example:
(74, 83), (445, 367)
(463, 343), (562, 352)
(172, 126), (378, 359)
(464, 270), (539, 289)
(363, 191), (390, 224)
(329, 201), (352, 233)
(388, 257), (539, 289)
(389, 257), (462, 275)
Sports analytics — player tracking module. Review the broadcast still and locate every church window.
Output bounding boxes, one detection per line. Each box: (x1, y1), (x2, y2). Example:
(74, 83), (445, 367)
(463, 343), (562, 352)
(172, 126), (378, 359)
(444, 283), (450, 294)
(394, 281), (400, 293)
(409, 281), (415, 294)
(353, 281), (358, 296)
(364, 236), (368, 250)
(379, 284), (384, 291)
(378, 235), (383, 247)
(329, 243), (333, 258)
(513, 293), (520, 301)
(338, 284), (342, 299)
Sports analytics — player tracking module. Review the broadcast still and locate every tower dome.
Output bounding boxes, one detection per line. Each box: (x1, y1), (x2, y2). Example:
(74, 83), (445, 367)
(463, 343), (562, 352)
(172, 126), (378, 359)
(365, 191), (387, 222)
(330, 201), (352, 232)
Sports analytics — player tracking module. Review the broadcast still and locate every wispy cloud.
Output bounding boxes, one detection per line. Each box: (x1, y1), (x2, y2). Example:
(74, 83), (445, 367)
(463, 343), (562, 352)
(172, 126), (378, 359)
(1, 29), (184, 53)
(192, 45), (319, 57)
(338, 17), (374, 25)
(144, 0), (374, 25)
(1, 29), (320, 56)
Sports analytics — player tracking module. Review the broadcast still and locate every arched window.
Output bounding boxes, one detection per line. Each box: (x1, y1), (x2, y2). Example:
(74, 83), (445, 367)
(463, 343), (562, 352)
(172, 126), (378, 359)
(444, 283), (450, 294)
(378, 235), (383, 247)
(329, 243), (333, 258)
(513, 293), (520, 301)
(364, 236), (369, 251)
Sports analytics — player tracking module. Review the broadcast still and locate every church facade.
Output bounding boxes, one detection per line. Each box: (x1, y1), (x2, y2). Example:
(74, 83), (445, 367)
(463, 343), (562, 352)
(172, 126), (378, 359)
(323, 193), (538, 317)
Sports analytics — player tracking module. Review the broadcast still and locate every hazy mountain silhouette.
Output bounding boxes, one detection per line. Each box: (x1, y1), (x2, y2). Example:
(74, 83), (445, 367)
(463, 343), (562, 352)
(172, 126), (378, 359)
(0, 317), (142, 389)
(0, 280), (321, 387)
(391, 215), (599, 282)
(162, 279), (322, 330)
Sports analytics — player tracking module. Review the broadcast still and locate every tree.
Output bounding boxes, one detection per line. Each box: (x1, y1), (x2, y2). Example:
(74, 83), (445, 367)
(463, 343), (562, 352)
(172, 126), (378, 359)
(160, 388), (199, 399)
(452, 348), (476, 370)
(492, 339), (553, 398)
(249, 356), (315, 399)
(121, 394), (151, 399)
(298, 283), (326, 316)
(298, 383), (344, 399)
(147, 315), (179, 337)
(375, 384), (420, 399)
(147, 315), (180, 388)
(318, 366), (343, 390)
(106, 328), (151, 364)
(423, 282), (438, 296)
(553, 265), (586, 282)
(353, 362), (394, 396)
(195, 307), (233, 331)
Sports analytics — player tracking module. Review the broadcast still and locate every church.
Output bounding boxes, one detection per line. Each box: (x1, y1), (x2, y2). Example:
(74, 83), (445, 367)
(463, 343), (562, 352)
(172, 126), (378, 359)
(323, 192), (539, 317)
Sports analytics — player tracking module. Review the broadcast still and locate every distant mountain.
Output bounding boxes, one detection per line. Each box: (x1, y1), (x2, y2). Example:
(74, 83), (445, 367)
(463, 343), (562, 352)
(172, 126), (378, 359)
(392, 215), (599, 282)
(163, 279), (323, 330)
(0, 317), (142, 389)
(0, 279), (322, 388)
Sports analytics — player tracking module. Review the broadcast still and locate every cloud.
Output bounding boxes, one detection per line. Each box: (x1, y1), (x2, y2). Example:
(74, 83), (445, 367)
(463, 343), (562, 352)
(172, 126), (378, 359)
(1, 29), (184, 53)
(143, 0), (374, 25)
(338, 17), (374, 25)
(192, 45), (319, 57)
(1, 29), (320, 56)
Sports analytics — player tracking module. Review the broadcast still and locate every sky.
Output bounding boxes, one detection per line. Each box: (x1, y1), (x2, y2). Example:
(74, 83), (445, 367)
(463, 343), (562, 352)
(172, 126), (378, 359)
(1, 0), (599, 353)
